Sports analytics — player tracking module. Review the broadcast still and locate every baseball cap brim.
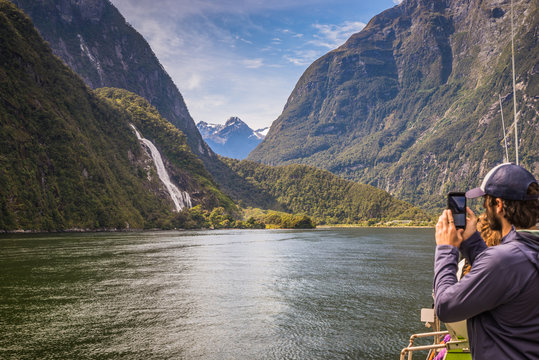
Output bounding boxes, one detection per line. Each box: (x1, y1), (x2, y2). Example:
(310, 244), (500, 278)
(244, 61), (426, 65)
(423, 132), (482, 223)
(465, 187), (486, 198)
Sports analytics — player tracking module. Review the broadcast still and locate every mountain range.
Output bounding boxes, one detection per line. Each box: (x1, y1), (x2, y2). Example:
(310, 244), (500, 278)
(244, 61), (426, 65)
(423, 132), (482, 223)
(0, 0), (429, 231)
(197, 117), (268, 159)
(249, 0), (538, 210)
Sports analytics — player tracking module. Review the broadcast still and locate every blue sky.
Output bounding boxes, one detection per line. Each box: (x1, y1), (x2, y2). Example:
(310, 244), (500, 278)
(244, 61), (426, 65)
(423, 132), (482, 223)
(110, 0), (403, 130)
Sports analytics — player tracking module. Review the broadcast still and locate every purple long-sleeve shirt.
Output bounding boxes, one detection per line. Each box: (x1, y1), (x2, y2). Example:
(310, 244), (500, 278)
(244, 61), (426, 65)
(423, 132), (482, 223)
(434, 228), (539, 360)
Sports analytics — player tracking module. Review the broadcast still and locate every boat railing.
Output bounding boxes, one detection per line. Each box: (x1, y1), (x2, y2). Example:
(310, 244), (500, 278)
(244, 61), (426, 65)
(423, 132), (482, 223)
(400, 307), (471, 360)
(399, 330), (449, 360)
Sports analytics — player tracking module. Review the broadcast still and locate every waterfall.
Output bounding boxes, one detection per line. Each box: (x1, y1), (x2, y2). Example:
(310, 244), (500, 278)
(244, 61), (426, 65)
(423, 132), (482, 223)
(130, 125), (192, 212)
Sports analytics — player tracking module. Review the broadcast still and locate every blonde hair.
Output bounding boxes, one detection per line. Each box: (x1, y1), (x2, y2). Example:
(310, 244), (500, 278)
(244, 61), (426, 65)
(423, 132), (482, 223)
(461, 213), (502, 277)
(477, 213), (502, 247)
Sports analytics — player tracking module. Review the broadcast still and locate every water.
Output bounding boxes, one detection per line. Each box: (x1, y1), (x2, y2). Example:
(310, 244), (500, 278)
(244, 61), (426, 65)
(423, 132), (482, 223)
(0, 228), (436, 359)
(131, 124), (192, 211)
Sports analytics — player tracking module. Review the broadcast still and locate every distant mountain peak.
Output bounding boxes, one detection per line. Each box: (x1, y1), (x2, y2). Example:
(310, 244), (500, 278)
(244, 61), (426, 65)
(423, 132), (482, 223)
(225, 116), (245, 127)
(197, 117), (267, 159)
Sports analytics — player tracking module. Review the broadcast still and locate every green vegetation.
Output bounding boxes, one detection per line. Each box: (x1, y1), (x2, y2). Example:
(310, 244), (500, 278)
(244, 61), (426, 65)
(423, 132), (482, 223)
(218, 158), (433, 225)
(94, 88), (237, 214)
(12, 0), (209, 160)
(248, 2), (538, 212)
(166, 206), (265, 230)
(0, 1), (234, 232)
(243, 208), (316, 229)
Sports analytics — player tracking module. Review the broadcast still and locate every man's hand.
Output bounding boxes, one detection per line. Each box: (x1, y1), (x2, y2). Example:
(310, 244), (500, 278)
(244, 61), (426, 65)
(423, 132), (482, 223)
(461, 207), (477, 242)
(436, 209), (463, 247)
(435, 207), (478, 247)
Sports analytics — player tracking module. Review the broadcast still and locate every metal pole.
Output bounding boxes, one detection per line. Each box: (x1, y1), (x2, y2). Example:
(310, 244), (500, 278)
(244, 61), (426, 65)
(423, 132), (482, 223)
(510, 0), (519, 165)
(499, 94), (509, 162)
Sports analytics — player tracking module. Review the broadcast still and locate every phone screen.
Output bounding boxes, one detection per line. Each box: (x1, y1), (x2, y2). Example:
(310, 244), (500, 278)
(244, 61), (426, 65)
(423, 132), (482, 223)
(447, 192), (466, 229)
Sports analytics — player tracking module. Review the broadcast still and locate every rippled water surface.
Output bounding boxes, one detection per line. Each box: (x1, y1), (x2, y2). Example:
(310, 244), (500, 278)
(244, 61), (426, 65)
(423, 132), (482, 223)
(0, 228), (436, 359)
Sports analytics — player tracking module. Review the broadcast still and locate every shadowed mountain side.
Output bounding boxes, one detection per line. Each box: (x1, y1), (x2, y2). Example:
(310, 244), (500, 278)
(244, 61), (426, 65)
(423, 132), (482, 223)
(249, 0), (538, 211)
(11, 0), (213, 160)
(202, 157), (285, 212)
(0, 1), (234, 231)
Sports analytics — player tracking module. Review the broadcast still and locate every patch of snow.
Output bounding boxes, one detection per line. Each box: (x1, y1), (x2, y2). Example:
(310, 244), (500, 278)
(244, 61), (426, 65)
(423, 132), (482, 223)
(254, 127), (269, 139)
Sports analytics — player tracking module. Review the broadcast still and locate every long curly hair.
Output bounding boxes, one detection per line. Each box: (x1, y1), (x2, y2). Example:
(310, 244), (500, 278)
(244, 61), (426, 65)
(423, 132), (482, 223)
(461, 213), (502, 277)
(477, 213), (502, 247)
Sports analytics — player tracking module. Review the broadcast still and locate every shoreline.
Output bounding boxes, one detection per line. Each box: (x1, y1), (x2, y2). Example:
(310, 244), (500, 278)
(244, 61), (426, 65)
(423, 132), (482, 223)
(316, 224), (433, 229)
(1, 224), (434, 235)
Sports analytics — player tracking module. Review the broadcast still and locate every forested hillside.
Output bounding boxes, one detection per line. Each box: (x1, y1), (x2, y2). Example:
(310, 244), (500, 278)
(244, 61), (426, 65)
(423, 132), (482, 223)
(219, 158), (432, 225)
(0, 1), (233, 231)
(249, 0), (538, 211)
(95, 88), (237, 213)
(11, 0), (213, 160)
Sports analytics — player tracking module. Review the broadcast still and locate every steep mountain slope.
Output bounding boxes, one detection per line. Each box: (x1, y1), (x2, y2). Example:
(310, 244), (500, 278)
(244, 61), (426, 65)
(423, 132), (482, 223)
(11, 0), (213, 159)
(219, 158), (431, 224)
(197, 117), (265, 159)
(95, 88), (236, 211)
(249, 0), (538, 210)
(0, 1), (233, 231)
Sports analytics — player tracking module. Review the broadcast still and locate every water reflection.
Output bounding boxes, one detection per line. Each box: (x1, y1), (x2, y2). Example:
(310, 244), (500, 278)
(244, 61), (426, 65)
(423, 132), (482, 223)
(0, 228), (435, 359)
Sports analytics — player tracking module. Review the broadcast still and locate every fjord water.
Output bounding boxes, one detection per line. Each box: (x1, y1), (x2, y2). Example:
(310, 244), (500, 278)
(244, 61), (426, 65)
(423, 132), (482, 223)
(0, 228), (435, 359)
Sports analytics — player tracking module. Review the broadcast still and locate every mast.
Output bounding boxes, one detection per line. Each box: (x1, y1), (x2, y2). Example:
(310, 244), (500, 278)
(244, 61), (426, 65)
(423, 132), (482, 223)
(499, 95), (510, 163)
(510, 0), (519, 165)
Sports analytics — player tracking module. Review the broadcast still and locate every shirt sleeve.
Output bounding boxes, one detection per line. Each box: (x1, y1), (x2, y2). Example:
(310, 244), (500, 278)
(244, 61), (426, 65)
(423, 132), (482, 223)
(459, 231), (487, 265)
(433, 244), (519, 323)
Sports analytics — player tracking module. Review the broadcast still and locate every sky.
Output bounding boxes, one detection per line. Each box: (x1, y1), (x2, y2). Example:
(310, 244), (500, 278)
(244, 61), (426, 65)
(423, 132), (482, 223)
(110, 0), (403, 130)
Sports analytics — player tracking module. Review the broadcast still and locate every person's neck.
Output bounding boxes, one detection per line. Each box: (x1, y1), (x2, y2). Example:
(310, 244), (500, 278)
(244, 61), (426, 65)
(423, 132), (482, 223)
(501, 221), (513, 238)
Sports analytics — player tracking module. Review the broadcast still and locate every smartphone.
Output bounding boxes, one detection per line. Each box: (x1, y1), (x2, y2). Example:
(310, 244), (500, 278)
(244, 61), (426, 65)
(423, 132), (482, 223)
(447, 192), (466, 229)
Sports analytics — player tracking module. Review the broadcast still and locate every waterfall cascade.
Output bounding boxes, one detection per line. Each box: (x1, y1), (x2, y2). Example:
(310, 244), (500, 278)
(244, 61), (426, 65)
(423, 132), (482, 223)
(130, 125), (192, 212)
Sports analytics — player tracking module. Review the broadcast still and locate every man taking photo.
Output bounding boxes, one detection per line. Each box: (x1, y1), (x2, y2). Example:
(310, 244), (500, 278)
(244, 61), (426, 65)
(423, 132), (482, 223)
(434, 163), (539, 359)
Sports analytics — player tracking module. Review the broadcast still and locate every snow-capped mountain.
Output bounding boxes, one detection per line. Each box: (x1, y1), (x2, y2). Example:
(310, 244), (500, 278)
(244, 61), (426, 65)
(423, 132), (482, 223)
(197, 117), (268, 159)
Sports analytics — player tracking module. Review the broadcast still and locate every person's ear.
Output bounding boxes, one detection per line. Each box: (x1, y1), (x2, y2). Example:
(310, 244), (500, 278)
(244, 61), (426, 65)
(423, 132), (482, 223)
(495, 198), (504, 214)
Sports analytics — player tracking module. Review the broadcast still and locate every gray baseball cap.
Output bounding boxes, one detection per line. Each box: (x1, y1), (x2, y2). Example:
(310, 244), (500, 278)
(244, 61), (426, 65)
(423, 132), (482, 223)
(466, 163), (539, 201)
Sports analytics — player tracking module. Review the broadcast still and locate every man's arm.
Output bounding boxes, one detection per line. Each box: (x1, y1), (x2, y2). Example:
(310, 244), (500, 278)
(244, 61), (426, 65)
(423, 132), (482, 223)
(433, 207), (509, 322)
(434, 247), (518, 322)
(459, 231), (487, 265)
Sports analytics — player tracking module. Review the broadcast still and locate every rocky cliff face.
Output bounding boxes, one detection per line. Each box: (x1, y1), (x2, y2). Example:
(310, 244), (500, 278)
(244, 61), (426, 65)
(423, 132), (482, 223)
(197, 117), (266, 159)
(0, 0), (234, 230)
(249, 0), (538, 210)
(11, 0), (212, 159)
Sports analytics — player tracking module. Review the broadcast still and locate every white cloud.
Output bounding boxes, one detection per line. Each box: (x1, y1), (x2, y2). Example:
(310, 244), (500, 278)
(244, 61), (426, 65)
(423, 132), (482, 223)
(185, 73), (202, 90)
(310, 21), (366, 49)
(192, 94), (227, 109)
(393, 0), (403, 4)
(284, 49), (320, 66)
(281, 29), (303, 38)
(281, 21), (365, 67)
(107, 0), (386, 129)
(112, 0), (329, 20)
(243, 58), (264, 69)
